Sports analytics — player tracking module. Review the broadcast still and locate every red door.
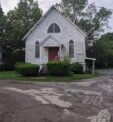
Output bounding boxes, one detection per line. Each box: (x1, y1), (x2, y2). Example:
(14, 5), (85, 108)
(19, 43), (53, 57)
(48, 47), (59, 61)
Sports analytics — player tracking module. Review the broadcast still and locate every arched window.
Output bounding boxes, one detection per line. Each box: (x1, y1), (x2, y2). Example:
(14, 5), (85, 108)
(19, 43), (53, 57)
(69, 40), (74, 58)
(35, 41), (40, 58)
(48, 23), (60, 33)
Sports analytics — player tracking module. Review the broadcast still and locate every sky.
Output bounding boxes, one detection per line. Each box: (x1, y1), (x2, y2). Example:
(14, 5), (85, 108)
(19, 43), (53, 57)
(0, 0), (113, 32)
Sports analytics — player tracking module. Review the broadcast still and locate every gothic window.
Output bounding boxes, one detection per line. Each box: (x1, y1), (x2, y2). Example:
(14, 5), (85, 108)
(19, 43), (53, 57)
(48, 23), (60, 33)
(35, 41), (40, 58)
(69, 40), (74, 58)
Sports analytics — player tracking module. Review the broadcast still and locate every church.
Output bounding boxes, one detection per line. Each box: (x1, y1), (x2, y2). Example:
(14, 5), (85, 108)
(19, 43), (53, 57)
(23, 6), (87, 70)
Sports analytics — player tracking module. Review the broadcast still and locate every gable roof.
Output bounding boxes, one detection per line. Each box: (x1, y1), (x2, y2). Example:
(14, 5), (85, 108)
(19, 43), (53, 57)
(41, 35), (61, 47)
(22, 5), (87, 40)
(41, 35), (61, 45)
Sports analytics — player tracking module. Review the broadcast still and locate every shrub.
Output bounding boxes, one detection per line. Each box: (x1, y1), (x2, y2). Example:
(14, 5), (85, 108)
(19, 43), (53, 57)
(63, 56), (70, 63)
(71, 62), (83, 74)
(13, 49), (25, 62)
(47, 61), (70, 76)
(3, 58), (15, 71)
(15, 62), (39, 76)
(2, 47), (15, 71)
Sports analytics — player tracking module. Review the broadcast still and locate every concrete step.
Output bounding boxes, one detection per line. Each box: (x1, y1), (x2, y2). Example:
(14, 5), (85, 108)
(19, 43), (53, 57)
(40, 65), (48, 75)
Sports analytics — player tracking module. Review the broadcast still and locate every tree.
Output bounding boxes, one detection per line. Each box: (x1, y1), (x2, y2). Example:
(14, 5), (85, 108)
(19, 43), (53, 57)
(0, 4), (8, 47)
(56, 0), (87, 23)
(0, 0), (42, 70)
(7, 0), (42, 50)
(56, 1), (112, 45)
(0, 4), (3, 16)
(88, 33), (113, 68)
(80, 4), (112, 43)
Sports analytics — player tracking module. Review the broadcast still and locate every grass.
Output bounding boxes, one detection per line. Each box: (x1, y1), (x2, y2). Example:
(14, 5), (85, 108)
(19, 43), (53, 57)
(0, 71), (99, 82)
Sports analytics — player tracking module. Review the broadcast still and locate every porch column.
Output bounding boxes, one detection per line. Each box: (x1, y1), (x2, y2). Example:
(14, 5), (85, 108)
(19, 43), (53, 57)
(92, 60), (95, 74)
(40, 46), (42, 65)
(59, 45), (62, 61)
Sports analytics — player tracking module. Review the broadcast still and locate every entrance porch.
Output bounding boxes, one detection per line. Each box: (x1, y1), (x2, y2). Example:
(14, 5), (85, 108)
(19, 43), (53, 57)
(40, 36), (65, 64)
(48, 47), (59, 62)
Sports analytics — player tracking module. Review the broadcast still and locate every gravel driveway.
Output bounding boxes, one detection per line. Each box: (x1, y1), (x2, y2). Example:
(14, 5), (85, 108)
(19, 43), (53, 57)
(0, 75), (113, 122)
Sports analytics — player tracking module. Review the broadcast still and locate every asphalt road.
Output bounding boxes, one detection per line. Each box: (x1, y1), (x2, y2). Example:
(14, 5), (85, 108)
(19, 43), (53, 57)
(0, 75), (113, 122)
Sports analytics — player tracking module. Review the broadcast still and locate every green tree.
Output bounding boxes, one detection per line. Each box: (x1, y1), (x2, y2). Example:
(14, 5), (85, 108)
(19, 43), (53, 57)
(57, 1), (112, 45)
(56, 0), (87, 23)
(89, 33), (113, 68)
(0, 4), (8, 47)
(79, 4), (112, 43)
(0, 4), (3, 16)
(0, 0), (42, 70)
(7, 0), (42, 50)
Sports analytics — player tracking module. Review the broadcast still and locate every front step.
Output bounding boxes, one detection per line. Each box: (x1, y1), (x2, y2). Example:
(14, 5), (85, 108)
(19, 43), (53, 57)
(39, 65), (48, 75)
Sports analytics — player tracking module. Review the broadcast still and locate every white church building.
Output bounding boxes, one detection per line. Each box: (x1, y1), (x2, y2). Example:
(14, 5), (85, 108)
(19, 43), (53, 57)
(23, 6), (88, 70)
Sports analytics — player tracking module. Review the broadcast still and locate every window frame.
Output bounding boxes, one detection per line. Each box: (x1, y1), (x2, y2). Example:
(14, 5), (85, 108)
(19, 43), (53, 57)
(48, 23), (60, 33)
(35, 41), (40, 58)
(69, 40), (74, 58)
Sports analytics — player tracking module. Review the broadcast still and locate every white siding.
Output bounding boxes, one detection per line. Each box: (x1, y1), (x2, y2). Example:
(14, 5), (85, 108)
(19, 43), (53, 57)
(25, 8), (86, 65)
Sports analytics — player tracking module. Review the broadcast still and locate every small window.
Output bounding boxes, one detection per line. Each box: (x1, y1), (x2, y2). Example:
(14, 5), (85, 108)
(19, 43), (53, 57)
(69, 40), (74, 58)
(48, 23), (60, 33)
(35, 41), (40, 58)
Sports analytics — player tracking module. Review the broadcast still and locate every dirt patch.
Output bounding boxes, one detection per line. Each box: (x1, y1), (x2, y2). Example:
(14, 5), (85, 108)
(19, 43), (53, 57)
(0, 94), (17, 122)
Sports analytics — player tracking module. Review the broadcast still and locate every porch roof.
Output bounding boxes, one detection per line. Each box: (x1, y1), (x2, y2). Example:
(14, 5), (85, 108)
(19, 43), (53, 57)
(85, 57), (96, 61)
(41, 36), (61, 47)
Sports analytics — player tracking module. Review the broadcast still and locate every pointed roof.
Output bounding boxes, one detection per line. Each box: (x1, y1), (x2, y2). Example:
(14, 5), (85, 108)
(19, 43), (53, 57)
(41, 35), (61, 47)
(22, 5), (86, 40)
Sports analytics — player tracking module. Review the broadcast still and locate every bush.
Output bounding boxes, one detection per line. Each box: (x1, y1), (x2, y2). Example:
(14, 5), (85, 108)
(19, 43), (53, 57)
(71, 62), (83, 74)
(13, 49), (25, 62)
(3, 58), (15, 71)
(47, 61), (70, 76)
(2, 47), (15, 71)
(15, 62), (39, 76)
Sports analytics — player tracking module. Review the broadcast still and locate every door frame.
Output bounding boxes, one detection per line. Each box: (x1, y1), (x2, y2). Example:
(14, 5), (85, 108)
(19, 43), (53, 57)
(48, 47), (59, 62)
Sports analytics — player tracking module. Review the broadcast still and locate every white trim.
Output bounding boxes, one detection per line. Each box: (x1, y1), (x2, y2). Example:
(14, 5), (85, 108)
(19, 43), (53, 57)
(22, 5), (87, 40)
(41, 35), (61, 46)
(85, 57), (96, 61)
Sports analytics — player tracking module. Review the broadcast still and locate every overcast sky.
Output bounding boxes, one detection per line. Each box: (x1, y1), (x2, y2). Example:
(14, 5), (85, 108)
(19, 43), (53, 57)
(1, 0), (113, 32)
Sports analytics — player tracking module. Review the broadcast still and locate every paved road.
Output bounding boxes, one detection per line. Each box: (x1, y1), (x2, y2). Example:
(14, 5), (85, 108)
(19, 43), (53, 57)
(97, 69), (113, 76)
(0, 76), (113, 122)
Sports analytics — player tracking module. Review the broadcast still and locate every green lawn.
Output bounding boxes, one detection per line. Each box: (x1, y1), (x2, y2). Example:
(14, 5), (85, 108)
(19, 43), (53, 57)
(0, 71), (99, 82)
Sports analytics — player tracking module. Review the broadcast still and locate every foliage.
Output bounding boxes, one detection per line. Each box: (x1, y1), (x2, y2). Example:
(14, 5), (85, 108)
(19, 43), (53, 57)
(0, 5), (9, 47)
(0, 0), (42, 70)
(0, 4), (3, 16)
(7, 0), (42, 50)
(56, 1), (112, 45)
(88, 33), (113, 68)
(63, 56), (71, 63)
(80, 6), (112, 45)
(47, 61), (70, 76)
(2, 47), (15, 71)
(12, 49), (25, 62)
(56, 0), (87, 23)
(15, 62), (39, 76)
(71, 62), (83, 74)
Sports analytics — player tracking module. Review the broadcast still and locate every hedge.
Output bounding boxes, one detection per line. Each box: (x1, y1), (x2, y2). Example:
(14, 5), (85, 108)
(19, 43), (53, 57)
(71, 62), (83, 74)
(15, 62), (39, 76)
(47, 61), (70, 76)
